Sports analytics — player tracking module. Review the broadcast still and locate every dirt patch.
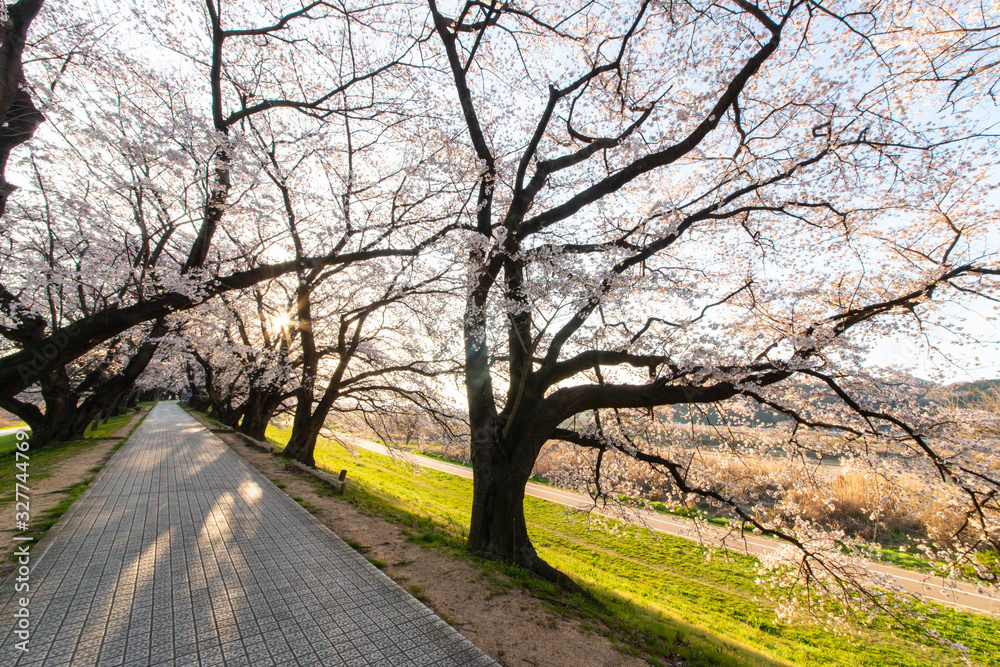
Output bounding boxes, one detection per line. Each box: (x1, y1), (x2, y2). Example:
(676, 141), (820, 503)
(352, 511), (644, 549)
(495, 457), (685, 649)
(0, 408), (149, 580)
(218, 431), (648, 667)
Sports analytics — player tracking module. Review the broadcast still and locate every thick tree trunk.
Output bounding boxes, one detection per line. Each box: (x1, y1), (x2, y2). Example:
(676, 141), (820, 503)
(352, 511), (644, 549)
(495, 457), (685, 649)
(466, 418), (572, 577)
(100, 392), (126, 422)
(467, 437), (536, 564)
(0, 0), (46, 217)
(188, 393), (210, 411)
(203, 382), (242, 427)
(31, 408), (82, 447)
(283, 372), (339, 467)
(208, 401), (242, 428)
(238, 388), (283, 441)
(283, 416), (322, 466)
(2, 368), (127, 447)
(238, 410), (270, 442)
(466, 422), (591, 591)
(30, 413), (84, 447)
(222, 408), (243, 428)
(28, 369), (89, 447)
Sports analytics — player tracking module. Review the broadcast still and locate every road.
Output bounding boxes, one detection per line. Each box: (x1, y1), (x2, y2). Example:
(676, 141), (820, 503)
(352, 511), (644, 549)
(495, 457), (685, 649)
(0, 425), (28, 437)
(342, 435), (1000, 617)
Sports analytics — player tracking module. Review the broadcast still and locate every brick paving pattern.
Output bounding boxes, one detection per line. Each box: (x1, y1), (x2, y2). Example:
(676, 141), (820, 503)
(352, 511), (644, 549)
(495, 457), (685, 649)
(0, 402), (497, 667)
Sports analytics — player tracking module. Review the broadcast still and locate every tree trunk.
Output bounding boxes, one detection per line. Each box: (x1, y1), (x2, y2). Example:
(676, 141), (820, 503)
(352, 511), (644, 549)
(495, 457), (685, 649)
(30, 410), (81, 447)
(30, 412), (85, 447)
(0, 0), (47, 217)
(208, 401), (242, 428)
(238, 388), (283, 441)
(466, 422), (591, 589)
(283, 375), (339, 467)
(467, 435), (536, 564)
(7, 368), (131, 448)
(102, 392), (125, 420)
(29, 370), (89, 447)
(220, 407), (243, 429)
(283, 417), (322, 466)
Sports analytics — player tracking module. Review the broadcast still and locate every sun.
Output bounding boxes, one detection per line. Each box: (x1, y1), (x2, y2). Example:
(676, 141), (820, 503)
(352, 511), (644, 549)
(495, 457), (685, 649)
(264, 311), (294, 335)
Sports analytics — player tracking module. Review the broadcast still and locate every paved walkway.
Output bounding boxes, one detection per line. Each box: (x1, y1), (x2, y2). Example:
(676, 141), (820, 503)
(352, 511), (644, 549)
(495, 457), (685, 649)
(0, 402), (497, 667)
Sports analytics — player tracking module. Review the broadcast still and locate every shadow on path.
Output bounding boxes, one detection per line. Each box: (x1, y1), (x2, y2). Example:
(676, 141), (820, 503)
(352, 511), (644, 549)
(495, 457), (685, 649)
(0, 402), (496, 667)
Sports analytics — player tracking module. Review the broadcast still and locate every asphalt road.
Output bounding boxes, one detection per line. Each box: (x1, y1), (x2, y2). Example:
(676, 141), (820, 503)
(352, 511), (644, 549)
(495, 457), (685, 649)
(342, 435), (1000, 617)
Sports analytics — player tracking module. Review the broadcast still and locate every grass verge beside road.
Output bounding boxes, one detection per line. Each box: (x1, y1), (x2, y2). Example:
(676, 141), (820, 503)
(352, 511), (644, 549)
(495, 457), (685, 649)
(0, 408), (149, 553)
(393, 440), (988, 578)
(262, 423), (1000, 667)
(0, 409), (144, 484)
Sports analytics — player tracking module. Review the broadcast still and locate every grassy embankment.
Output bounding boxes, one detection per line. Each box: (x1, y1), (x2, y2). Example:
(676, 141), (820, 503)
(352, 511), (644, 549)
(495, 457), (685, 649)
(338, 433), (984, 576)
(259, 424), (1000, 667)
(0, 408), (149, 542)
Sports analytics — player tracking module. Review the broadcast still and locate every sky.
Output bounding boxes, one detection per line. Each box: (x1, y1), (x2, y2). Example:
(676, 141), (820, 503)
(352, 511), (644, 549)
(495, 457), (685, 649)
(868, 299), (1000, 384)
(22, 0), (999, 392)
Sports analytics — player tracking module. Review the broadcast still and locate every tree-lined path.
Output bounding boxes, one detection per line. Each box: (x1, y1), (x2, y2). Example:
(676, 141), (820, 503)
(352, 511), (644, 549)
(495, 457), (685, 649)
(0, 402), (496, 667)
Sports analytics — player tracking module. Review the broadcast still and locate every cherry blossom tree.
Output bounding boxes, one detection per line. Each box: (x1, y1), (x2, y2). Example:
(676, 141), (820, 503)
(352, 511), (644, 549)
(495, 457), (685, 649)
(422, 0), (1000, 613)
(278, 254), (461, 466)
(917, 2), (1000, 105)
(246, 112), (463, 466)
(0, 0), (451, 429)
(1, 0), (996, 635)
(230, 288), (296, 441)
(0, 0), (448, 407)
(175, 289), (291, 428)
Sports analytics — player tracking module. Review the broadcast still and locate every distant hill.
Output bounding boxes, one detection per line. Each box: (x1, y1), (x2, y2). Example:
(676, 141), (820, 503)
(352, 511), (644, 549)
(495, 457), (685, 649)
(668, 376), (999, 426)
(926, 379), (1000, 408)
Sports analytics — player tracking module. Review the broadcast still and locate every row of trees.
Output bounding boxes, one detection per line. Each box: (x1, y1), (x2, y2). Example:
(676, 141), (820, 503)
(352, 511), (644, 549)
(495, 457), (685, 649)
(1, 0), (461, 456)
(2, 0), (999, 631)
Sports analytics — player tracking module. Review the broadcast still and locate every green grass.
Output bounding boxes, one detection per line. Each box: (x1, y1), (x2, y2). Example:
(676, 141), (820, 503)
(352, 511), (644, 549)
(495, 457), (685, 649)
(407, 584), (430, 603)
(0, 433), (22, 458)
(262, 423), (1000, 667)
(366, 557), (388, 570)
(22, 477), (93, 537)
(86, 416), (132, 440)
(4, 409), (147, 551)
(0, 410), (142, 494)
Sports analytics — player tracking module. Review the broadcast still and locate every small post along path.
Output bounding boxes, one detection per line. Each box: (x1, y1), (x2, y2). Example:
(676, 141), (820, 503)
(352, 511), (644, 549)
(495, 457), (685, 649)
(0, 402), (497, 667)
